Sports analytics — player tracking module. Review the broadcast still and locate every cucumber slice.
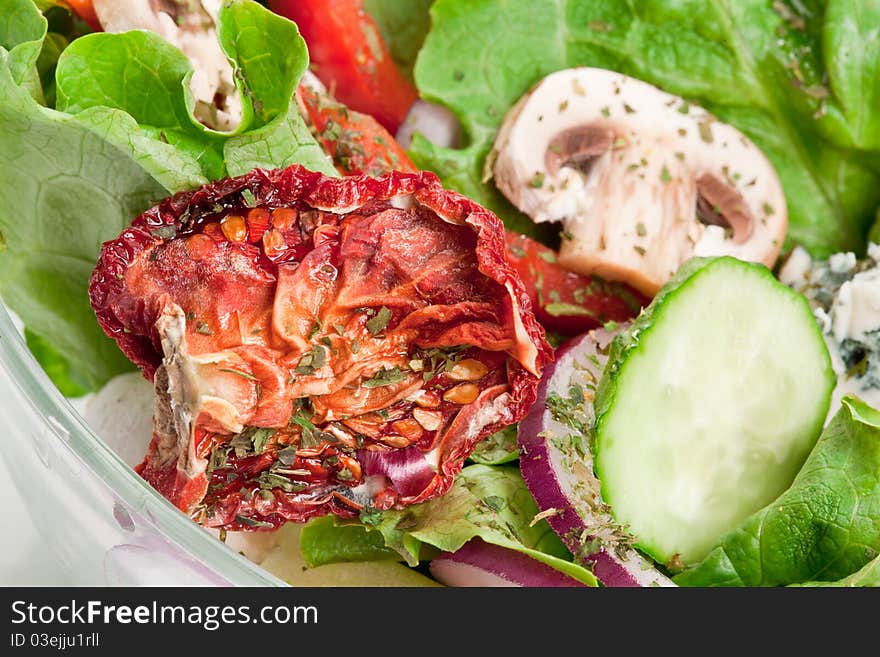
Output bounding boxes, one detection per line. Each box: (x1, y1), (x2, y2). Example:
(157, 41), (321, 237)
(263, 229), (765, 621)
(594, 257), (835, 567)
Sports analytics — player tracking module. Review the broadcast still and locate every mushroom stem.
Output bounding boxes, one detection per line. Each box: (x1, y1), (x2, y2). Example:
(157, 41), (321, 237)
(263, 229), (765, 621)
(556, 140), (700, 296)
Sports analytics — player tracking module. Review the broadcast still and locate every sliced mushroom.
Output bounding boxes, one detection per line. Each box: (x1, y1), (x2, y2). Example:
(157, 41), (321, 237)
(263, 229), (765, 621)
(92, 0), (242, 131)
(492, 68), (787, 296)
(153, 300), (263, 464)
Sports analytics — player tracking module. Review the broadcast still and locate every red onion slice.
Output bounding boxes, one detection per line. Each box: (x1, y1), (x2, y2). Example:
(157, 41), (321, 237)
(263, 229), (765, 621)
(518, 327), (675, 587)
(430, 538), (588, 587)
(357, 446), (437, 498)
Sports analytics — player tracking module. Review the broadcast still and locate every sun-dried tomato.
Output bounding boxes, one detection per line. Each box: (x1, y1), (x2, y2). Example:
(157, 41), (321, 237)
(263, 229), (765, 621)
(89, 165), (551, 530)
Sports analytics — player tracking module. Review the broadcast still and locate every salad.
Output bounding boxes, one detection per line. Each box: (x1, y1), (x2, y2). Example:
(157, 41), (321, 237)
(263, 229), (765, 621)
(1, 0), (879, 588)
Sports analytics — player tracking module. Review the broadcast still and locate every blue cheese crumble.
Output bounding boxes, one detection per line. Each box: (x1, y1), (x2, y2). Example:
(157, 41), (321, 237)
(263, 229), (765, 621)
(780, 244), (880, 422)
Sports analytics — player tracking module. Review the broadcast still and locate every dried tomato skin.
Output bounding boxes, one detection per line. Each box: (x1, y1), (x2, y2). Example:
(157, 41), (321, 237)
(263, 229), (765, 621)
(91, 167), (434, 378)
(90, 165), (552, 528)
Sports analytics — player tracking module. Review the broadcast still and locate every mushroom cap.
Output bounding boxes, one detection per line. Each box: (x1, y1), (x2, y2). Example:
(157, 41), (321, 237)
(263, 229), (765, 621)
(492, 67), (787, 296)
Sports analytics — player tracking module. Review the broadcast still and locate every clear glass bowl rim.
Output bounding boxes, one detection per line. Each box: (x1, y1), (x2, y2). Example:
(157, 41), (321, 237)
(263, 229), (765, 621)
(0, 301), (284, 586)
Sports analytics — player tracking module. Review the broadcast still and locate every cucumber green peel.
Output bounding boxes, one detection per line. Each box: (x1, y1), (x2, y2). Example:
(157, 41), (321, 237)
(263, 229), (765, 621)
(594, 257), (835, 568)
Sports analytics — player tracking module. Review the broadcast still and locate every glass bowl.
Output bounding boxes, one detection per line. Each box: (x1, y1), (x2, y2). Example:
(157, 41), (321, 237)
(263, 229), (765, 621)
(0, 302), (284, 586)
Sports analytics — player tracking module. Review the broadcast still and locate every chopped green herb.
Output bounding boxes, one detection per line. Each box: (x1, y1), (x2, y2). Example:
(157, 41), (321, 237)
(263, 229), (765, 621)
(366, 306), (392, 335)
(660, 165), (672, 183)
(219, 367), (258, 381)
(296, 345), (327, 375)
(636, 222), (647, 237)
(484, 495), (506, 511)
(208, 446), (229, 472)
(587, 20), (613, 32)
(529, 172), (545, 188)
(251, 428), (275, 454)
(195, 322), (213, 335)
(235, 515), (274, 529)
(359, 506), (384, 526)
(229, 432), (255, 458)
(698, 120), (714, 143)
(546, 386), (591, 436)
(292, 418), (322, 450)
(351, 338), (360, 354)
(544, 302), (596, 318)
(151, 225), (176, 239)
(241, 188), (257, 208)
(276, 445), (299, 466)
(256, 471), (307, 493)
(362, 366), (407, 388)
(537, 250), (557, 263)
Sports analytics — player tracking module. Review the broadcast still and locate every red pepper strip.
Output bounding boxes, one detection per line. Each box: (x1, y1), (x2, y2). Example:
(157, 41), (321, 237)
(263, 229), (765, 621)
(63, 0), (103, 32)
(269, 0), (418, 133)
(297, 84), (417, 178)
(505, 233), (648, 335)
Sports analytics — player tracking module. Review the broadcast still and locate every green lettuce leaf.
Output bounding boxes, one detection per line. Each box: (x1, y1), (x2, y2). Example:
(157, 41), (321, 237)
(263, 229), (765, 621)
(817, 0), (880, 152)
(0, 5), (166, 388)
(794, 553), (880, 588)
(223, 98), (333, 177)
(468, 425), (519, 465)
(0, 0), (334, 394)
(364, 0), (434, 82)
(299, 516), (401, 567)
(217, 0), (311, 131)
(346, 464), (597, 586)
(413, 0), (880, 255)
(56, 30), (198, 131)
(30, 2), (94, 107)
(0, 0), (46, 97)
(34, 29), (65, 106)
(53, 1), (334, 178)
(24, 328), (91, 398)
(674, 396), (880, 587)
